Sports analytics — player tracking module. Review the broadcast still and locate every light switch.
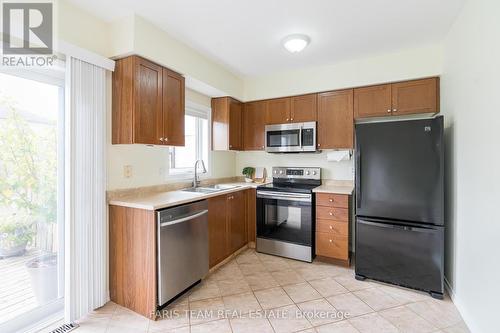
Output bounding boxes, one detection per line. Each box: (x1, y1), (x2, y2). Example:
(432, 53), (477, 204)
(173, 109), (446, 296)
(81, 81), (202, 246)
(123, 165), (132, 178)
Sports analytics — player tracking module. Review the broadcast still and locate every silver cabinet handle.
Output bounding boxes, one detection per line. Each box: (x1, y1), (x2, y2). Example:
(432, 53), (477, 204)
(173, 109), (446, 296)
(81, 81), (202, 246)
(159, 137), (164, 142)
(165, 137), (168, 142)
(387, 109), (391, 113)
(393, 109), (397, 112)
(159, 210), (208, 227)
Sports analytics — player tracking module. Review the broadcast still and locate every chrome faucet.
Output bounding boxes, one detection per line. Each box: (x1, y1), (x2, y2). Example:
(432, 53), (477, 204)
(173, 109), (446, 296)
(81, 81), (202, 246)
(193, 159), (207, 187)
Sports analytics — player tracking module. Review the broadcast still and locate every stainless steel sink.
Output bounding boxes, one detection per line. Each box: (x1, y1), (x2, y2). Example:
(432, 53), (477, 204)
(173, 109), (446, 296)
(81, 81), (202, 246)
(181, 187), (220, 194)
(181, 184), (240, 194)
(203, 184), (240, 190)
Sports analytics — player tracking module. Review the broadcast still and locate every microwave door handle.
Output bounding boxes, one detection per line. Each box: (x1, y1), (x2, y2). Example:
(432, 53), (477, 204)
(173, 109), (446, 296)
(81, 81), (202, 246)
(299, 126), (303, 149)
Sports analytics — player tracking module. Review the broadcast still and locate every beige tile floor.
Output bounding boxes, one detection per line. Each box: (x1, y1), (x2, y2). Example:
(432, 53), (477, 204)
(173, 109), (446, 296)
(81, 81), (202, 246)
(74, 249), (469, 333)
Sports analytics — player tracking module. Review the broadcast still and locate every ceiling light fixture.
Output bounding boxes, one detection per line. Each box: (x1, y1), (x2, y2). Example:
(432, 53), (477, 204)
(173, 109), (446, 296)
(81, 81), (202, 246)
(282, 34), (310, 53)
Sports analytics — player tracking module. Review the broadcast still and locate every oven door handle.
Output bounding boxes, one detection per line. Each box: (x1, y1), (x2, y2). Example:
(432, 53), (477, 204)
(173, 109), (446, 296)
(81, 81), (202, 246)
(257, 191), (312, 202)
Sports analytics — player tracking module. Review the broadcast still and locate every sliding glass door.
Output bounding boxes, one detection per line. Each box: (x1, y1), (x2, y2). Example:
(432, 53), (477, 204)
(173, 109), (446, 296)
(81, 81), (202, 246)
(0, 70), (65, 332)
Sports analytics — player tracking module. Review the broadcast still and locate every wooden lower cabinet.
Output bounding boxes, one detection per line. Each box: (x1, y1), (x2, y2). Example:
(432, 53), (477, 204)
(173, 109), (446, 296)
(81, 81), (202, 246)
(208, 190), (249, 268)
(246, 189), (257, 243)
(315, 192), (351, 265)
(208, 194), (229, 267)
(109, 205), (157, 319)
(229, 190), (247, 253)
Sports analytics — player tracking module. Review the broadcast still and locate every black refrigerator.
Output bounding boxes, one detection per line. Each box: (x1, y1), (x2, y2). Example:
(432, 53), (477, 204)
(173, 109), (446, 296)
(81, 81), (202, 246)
(355, 116), (444, 299)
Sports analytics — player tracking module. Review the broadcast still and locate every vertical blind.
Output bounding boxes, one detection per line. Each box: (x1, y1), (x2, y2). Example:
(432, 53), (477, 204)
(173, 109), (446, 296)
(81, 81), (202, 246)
(65, 57), (108, 321)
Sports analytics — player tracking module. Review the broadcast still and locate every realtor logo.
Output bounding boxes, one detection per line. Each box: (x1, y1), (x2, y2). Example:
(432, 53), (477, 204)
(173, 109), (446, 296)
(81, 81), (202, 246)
(2, 2), (53, 55)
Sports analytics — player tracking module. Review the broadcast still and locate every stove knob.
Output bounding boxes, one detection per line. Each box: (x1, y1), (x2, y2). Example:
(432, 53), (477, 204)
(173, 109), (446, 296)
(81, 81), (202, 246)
(305, 171), (310, 175)
(274, 170), (278, 174)
(279, 170), (283, 175)
(312, 171), (317, 175)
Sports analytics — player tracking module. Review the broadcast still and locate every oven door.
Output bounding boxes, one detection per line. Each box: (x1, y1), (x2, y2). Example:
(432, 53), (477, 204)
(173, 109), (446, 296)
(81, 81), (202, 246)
(256, 191), (313, 246)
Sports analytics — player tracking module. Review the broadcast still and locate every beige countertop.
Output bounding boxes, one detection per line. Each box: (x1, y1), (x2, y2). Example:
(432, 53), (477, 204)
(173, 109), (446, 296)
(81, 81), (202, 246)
(312, 184), (354, 195)
(108, 181), (267, 211)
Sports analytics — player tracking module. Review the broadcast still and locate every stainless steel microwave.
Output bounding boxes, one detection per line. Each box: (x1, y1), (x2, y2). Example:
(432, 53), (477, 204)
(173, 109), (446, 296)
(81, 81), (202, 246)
(265, 122), (317, 153)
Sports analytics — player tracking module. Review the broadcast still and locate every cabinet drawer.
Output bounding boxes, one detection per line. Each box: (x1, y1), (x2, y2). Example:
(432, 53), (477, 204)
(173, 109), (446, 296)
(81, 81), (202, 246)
(316, 232), (348, 260)
(316, 193), (348, 208)
(316, 206), (348, 221)
(316, 219), (348, 236)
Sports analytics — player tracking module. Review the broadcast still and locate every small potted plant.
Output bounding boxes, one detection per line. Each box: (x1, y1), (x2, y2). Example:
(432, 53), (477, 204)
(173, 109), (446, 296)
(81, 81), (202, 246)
(0, 214), (34, 258)
(242, 167), (255, 183)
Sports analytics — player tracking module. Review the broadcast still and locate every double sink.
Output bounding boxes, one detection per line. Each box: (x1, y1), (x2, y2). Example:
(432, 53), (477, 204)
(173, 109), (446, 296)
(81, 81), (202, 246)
(181, 184), (241, 194)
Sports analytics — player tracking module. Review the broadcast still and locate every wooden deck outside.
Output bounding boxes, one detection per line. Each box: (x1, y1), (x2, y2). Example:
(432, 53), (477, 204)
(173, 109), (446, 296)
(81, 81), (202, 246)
(0, 249), (40, 324)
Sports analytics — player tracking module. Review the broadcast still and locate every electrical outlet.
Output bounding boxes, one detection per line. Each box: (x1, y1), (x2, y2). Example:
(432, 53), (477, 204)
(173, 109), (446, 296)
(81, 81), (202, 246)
(123, 165), (132, 178)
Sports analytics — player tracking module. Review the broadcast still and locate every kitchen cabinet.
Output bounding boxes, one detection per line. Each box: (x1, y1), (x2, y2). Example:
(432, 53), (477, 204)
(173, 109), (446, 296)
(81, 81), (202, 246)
(228, 190), (247, 253)
(211, 97), (243, 150)
(317, 89), (354, 149)
(112, 55), (185, 146)
(354, 77), (439, 119)
(208, 194), (229, 267)
(109, 205), (157, 319)
(266, 97), (291, 124)
(354, 84), (392, 119)
(391, 78), (439, 115)
(290, 94), (317, 122)
(246, 189), (257, 243)
(208, 190), (248, 268)
(243, 101), (267, 150)
(162, 68), (185, 146)
(266, 95), (317, 125)
(315, 192), (351, 265)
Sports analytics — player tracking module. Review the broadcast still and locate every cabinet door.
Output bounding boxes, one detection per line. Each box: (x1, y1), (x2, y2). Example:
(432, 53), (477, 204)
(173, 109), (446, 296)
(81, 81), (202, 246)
(133, 57), (163, 144)
(229, 98), (243, 150)
(243, 101), (267, 150)
(208, 195), (228, 268)
(392, 78), (438, 116)
(246, 189), (256, 243)
(266, 97), (291, 124)
(291, 94), (317, 123)
(354, 84), (392, 119)
(211, 97), (230, 151)
(317, 89), (354, 149)
(228, 191), (247, 253)
(162, 68), (185, 146)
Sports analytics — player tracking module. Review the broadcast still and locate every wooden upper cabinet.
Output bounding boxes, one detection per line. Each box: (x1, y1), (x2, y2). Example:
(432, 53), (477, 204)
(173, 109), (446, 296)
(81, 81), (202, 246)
(211, 97), (242, 151)
(291, 94), (317, 122)
(266, 97), (291, 124)
(354, 84), (392, 119)
(317, 89), (354, 149)
(229, 99), (243, 150)
(162, 68), (185, 146)
(112, 55), (185, 146)
(243, 101), (267, 150)
(228, 191), (247, 253)
(392, 78), (439, 116)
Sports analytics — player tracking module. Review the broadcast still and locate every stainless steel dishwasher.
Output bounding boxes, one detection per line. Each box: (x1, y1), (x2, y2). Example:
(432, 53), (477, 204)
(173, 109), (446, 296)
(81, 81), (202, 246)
(157, 200), (209, 307)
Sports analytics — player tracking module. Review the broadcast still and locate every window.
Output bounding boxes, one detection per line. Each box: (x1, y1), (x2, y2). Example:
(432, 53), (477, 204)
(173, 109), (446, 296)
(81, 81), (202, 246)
(169, 107), (209, 175)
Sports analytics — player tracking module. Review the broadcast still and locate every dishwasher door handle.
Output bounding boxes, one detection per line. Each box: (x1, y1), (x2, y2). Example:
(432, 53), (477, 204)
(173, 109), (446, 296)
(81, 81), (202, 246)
(160, 209), (208, 227)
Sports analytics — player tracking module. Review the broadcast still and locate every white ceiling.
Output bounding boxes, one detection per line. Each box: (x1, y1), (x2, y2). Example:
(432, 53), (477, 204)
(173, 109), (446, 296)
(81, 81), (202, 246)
(67, 0), (465, 77)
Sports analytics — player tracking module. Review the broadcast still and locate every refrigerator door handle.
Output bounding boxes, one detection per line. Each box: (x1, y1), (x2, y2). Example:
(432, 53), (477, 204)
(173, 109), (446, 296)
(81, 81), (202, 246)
(356, 148), (361, 208)
(358, 219), (438, 232)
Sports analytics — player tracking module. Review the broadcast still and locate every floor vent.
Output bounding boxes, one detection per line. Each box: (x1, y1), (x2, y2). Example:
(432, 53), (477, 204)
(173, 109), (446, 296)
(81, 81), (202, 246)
(49, 323), (79, 333)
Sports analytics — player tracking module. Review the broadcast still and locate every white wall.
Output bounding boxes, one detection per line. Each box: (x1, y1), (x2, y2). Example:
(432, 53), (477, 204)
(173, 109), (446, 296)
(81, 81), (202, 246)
(244, 44), (443, 101)
(235, 151), (354, 181)
(441, 0), (500, 332)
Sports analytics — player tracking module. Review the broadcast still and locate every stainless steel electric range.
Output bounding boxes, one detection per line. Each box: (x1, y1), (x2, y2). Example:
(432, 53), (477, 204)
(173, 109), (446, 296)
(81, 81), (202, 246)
(256, 167), (321, 262)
